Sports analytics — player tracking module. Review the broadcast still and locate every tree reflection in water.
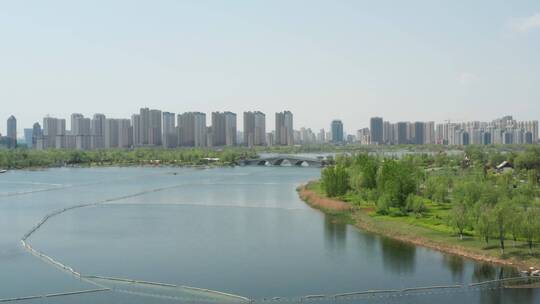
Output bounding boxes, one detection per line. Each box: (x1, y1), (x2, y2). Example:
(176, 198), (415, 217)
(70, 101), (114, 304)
(442, 254), (464, 281)
(323, 214), (347, 251)
(379, 237), (416, 275)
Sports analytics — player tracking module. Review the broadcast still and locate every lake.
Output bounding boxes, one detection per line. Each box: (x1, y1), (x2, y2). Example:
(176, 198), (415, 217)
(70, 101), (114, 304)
(0, 166), (537, 303)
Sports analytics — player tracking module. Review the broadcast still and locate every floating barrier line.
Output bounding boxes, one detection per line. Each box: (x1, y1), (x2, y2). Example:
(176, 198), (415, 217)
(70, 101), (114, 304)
(181, 285), (251, 302)
(401, 284), (462, 292)
(469, 276), (539, 287)
(1, 171), (166, 198)
(0, 296), (42, 303)
(18, 181), (252, 303)
(302, 294), (326, 299)
(83, 275), (177, 288)
(0, 288), (110, 302)
(112, 288), (244, 303)
(44, 288), (110, 298)
(333, 289), (400, 298)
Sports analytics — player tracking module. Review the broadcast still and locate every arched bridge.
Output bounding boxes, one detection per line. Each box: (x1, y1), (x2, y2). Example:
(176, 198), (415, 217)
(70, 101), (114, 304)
(239, 155), (326, 167)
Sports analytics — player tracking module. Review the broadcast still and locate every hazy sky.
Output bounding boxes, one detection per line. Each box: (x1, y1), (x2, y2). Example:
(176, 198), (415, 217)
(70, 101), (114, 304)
(1, 1), (539, 136)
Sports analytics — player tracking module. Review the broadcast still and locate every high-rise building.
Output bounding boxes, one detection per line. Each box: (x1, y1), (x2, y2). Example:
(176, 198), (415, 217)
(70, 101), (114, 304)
(70, 114), (84, 135)
(31, 122), (42, 148)
(148, 109), (162, 146)
(224, 112), (237, 146)
(396, 122), (408, 145)
(383, 121), (395, 144)
(243, 111), (266, 147)
(424, 121), (435, 145)
(139, 107), (150, 145)
(7, 115), (17, 148)
(275, 111), (294, 145)
(118, 119), (132, 148)
(211, 112), (237, 146)
(317, 129), (326, 143)
(178, 112), (207, 147)
(70, 114), (91, 150)
(24, 129), (33, 147)
(413, 122), (425, 145)
(131, 114), (141, 147)
(331, 120), (344, 143)
(41, 117), (65, 149)
(357, 128), (371, 145)
(370, 117), (383, 145)
(162, 112), (177, 148)
(104, 119), (119, 148)
(91, 114), (106, 149)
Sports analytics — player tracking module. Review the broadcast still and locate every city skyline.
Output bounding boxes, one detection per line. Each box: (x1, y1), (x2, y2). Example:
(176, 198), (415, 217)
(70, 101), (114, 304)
(1, 1), (540, 135)
(2, 108), (538, 149)
(3, 108), (540, 140)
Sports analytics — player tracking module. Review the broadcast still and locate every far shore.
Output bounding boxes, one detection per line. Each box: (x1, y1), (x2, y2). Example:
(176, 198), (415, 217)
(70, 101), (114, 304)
(297, 182), (539, 271)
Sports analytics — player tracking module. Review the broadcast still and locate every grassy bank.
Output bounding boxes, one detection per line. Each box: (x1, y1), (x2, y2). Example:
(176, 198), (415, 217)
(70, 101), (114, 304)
(298, 181), (540, 270)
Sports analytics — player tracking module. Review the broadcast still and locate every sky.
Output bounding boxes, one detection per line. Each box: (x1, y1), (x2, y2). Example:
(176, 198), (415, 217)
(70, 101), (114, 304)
(1, 0), (539, 136)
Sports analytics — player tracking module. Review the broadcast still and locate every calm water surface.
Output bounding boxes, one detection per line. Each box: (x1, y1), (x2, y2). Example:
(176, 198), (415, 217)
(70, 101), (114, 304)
(0, 167), (537, 303)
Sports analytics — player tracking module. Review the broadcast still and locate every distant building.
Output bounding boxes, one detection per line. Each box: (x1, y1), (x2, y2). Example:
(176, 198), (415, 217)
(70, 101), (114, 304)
(266, 132), (274, 147)
(139, 108), (150, 145)
(370, 117), (383, 145)
(91, 114), (106, 149)
(331, 120), (344, 143)
(396, 122), (408, 145)
(178, 112), (207, 147)
(413, 122), (424, 145)
(243, 111), (266, 147)
(211, 111), (237, 146)
(162, 112), (177, 148)
(317, 129), (326, 143)
(32, 123), (42, 148)
(275, 111), (294, 145)
(24, 129), (33, 147)
(7, 115), (17, 148)
(148, 109), (162, 146)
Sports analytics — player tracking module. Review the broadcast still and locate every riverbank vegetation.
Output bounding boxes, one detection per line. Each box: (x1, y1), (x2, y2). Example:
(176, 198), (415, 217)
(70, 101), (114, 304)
(0, 148), (258, 169)
(312, 146), (540, 267)
(258, 143), (535, 154)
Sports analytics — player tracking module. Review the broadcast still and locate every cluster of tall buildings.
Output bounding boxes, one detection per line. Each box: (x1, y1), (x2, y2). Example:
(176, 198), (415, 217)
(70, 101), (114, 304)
(2, 109), (297, 150)
(2, 112), (538, 150)
(351, 116), (538, 146)
(435, 116), (539, 145)
(360, 117), (437, 145)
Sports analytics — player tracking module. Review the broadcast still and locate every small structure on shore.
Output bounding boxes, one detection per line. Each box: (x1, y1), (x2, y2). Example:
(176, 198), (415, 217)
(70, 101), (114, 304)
(496, 161), (513, 173)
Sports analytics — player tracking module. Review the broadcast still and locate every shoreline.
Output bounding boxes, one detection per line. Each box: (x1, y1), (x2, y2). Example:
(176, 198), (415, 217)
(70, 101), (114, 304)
(0, 163), (239, 171)
(297, 182), (537, 271)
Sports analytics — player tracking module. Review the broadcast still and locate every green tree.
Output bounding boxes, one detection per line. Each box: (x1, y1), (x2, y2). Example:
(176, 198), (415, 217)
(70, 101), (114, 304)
(376, 160), (419, 211)
(476, 204), (493, 245)
(522, 208), (540, 254)
(449, 201), (468, 240)
(321, 165), (350, 197)
(493, 200), (512, 254)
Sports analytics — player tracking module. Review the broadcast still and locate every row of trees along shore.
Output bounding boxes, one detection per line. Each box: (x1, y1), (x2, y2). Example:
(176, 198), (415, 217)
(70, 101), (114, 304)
(320, 146), (540, 255)
(0, 148), (258, 169)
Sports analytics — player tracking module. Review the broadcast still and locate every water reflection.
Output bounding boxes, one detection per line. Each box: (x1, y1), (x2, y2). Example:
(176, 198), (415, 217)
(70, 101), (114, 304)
(380, 237), (416, 274)
(472, 263), (521, 282)
(479, 288), (535, 304)
(442, 254), (464, 281)
(323, 214), (347, 251)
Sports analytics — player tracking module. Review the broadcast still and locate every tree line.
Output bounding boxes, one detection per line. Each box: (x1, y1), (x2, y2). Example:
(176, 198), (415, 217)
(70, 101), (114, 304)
(0, 148), (258, 169)
(320, 146), (540, 255)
